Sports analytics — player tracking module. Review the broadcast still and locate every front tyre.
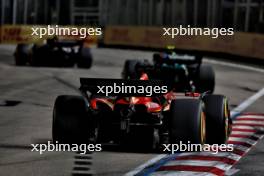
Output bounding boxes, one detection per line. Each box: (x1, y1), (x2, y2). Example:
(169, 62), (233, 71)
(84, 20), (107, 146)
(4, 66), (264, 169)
(169, 99), (206, 144)
(77, 47), (93, 68)
(122, 60), (139, 79)
(196, 64), (215, 93)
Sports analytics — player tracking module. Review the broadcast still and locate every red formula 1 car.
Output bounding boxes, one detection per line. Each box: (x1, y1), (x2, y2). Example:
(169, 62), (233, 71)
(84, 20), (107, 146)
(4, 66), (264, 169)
(52, 73), (231, 150)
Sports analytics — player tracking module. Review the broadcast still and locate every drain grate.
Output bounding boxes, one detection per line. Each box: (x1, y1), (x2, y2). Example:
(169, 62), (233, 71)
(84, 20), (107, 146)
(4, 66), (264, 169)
(72, 151), (94, 176)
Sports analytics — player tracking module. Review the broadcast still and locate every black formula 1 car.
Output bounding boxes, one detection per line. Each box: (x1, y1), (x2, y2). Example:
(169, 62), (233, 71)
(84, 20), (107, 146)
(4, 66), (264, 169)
(14, 37), (92, 68)
(52, 73), (231, 150)
(122, 50), (215, 93)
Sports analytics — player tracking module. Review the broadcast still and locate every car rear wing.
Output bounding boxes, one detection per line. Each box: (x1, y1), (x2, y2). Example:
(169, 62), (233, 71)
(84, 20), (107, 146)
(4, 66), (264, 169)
(154, 52), (203, 65)
(55, 40), (84, 47)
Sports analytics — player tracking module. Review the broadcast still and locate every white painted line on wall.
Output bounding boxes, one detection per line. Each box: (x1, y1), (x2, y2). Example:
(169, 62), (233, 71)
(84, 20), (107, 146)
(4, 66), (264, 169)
(204, 59), (264, 73)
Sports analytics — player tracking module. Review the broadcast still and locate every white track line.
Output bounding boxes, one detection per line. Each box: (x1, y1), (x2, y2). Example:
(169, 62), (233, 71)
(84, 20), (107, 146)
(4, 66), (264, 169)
(232, 125), (255, 130)
(233, 120), (264, 125)
(228, 137), (257, 145)
(150, 171), (215, 176)
(231, 131), (255, 135)
(231, 88), (264, 117)
(163, 160), (231, 169)
(178, 152), (241, 160)
(124, 154), (167, 176)
(236, 115), (264, 119)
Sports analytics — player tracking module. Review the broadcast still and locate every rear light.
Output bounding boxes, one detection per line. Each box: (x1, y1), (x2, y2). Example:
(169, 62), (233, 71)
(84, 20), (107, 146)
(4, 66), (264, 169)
(185, 92), (200, 97)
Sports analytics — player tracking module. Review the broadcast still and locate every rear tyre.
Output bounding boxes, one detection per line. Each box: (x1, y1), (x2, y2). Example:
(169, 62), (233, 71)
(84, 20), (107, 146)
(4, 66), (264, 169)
(203, 95), (231, 144)
(77, 47), (93, 68)
(196, 64), (215, 93)
(169, 99), (206, 144)
(122, 60), (139, 79)
(14, 44), (30, 66)
(52, 95), (91, 144)
(153, 53), (161, 64)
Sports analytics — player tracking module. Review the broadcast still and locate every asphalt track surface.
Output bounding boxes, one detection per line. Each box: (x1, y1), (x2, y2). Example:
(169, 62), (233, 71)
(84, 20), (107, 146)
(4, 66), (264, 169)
(0, 45), (263, 176)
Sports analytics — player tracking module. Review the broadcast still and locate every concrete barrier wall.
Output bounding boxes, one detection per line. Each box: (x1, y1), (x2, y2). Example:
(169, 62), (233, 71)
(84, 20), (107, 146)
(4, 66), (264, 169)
(103, 26), (264, 60)
(1, 25), (264, 60)
(0, 25), (98, 46)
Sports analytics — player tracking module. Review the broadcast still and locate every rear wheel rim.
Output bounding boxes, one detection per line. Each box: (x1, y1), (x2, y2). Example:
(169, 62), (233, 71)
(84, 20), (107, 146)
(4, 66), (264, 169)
(224, 99), (229, 141)
(200, 112), (206, 144)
